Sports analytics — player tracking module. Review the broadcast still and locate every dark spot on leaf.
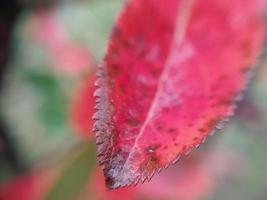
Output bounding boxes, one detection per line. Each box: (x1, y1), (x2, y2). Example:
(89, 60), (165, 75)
(105, 176), (115, 189)
(162, 107), (170, 113)
(156, 124), (163, 130)
(208, 94), (215, 100)
(150, 68), (159, 77)
(205, 117), (222, 130)
(201, 115), (206, 119)
(198, 128), (206, 133)
(140, 145), (162, 172)
(137, 49), (146, 57)
(182, 146), (187, 152)
(109, 65), (121, 77)
(120, 87), (128, 96)
(187, 123), (193, 127)
(127, 118), (140, 127)
(168, 128), (176, 133)
(120, 37), (132, 48)
(136, 35), (145, 45)
(146, 155), (160, 170)
(218, 75), (227, 81)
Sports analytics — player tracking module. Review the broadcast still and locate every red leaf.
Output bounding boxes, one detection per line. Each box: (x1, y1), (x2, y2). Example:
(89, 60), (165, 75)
(94, 0), (265, 188)
(70, 74), (96, 138)
(0, 170), (56, 200)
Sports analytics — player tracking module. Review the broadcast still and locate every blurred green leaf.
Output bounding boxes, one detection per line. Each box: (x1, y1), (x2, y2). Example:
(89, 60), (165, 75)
(44, 143), (96, 200)
(23, 71), (68, 132)
(0, 161), (15, 182)
(24, 71), (58, 93)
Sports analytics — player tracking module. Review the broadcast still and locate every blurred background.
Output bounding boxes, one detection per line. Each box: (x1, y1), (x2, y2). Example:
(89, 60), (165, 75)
(0, 0), (267, 199)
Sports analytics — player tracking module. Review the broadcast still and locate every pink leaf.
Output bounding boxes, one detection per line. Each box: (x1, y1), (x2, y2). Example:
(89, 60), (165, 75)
(94, 0), (265, 188)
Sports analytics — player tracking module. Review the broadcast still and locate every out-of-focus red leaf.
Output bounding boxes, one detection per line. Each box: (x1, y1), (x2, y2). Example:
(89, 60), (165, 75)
(0, 174), (39, 200)
(52, 45), (93, 74)
(31, 9), (93, 74)
(94, 0), (266, 188)
(70, 74), (96, 138)
(0, 170), (56, 200)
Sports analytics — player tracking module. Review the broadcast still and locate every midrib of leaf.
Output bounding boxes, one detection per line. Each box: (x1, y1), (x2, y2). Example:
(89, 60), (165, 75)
(120, 0), (195, 177)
